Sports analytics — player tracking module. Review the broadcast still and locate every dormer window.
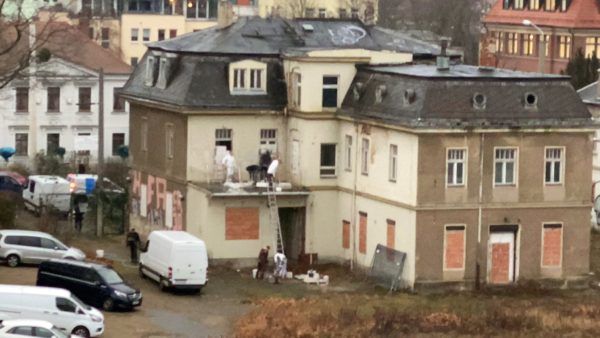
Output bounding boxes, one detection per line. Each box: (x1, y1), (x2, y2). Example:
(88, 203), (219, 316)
(473, 93), (487, 110)
(524, 92), (538, 108)
(229, 60), (267, 95)
(144, 54), (158, 87)
(375, 85), (387, 104)
(156, 53), (178, 90)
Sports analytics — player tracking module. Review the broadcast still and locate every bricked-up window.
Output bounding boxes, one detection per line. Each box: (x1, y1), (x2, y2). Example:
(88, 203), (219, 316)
(47, 87), (60, 112)
(389, 144), (398, 182)
(215, 128), (232, 151)
(16, 87), (28, 112)
(322, 76), (338, 108)
(78, 87), (91, 112)
(342, 220), (350, 249)
(447, 148), (466, 186)
(361, 138), (369, 175)
(494, 148), (517, 185)
(225, 208), (259, 240)
(444, 225), (466, 270)
(558, 36), (571, 58)
(545, 147), (563, 184)
(522, 34), (534, 56)
(542, 223), (562, 267)
(112, 133), (125, 156)
(494, 32), (505, 53)
(113, 87), (125, 111)
(386, 219), (395, 249)
(15, 133), (28, 156)
(507, 33), (518, 54)
(320, 143), (336, 177)
(359, 212), (367, 254)
(545, 0), (556, 10)
(345, 135), (352, 171)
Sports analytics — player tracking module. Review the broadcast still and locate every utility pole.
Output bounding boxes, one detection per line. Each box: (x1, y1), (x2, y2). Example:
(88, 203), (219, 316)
(96, 67), (104, 237)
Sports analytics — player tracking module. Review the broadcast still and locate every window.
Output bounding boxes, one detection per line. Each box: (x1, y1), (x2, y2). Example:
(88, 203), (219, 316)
(56, 297), (77, 313)
(389, 144), (398, 182)
(143, 28), (150, 42)
(15, 87), (28, 112)
(112, 133), (125, 156)
(15, 133), (28, 156)
(169, 29), (177, 38)
(318, 8), (326, 18)
(47, 87), (60, 112)
(8, 327), (33, 335)
(20, 236), (40, 247)
(558, 36), (571, 58)
(361, 138), (369, 175)
(530, 0), (540, 10)
(351, 8), (359, 18)
(186, 0), (218, 19)
(320, 144), (336, 177)
(322, 76), (338, 108)
(293, 73), (301, 107)
(131, 57), (139, 67)
(215, 128), (232, 151)
(158, 29), (165, 41)
(230, 61), (267, 94)
(444, 225), (466, 270)
(233, 69), (245, 89)
(494, 32), (505, 53)
(131, 28), (139, 42)
(47, 133), (60, 154)
(101, 27), (109, 48)
(166, 124), (174, 159)
(542, 223), (562, 267)
(40, 238), (58, 249)
(545, 147), (563, 184)
(339, 8), (347, 18)
(250, 69), (262, 89)
(559, 0), (570, 11)
(507, 33), (518, 54)
(514, 0), (524, 9)
(447, 148), (466, 186)
(522, 34), (534, 56)
(305, 7), (315, 17)
(141, 118), (148, 152)
(345, 135), (352, 171)
(78, 87), (91, 112)
(260, 129), (277, 154)
(113, 87), (125, 111)
(494, 148), (517, 185)
(585, 37), (600, 58)
(541, 35), (550, 57)
(545, 0), (556, 10)
(34, 327), (55, 338)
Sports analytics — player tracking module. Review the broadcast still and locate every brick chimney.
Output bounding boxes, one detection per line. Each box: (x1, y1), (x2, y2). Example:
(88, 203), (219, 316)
(218, 0), (235, 29)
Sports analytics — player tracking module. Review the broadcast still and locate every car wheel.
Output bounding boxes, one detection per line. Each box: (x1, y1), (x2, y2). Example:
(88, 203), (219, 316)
(159, 278), (169, 292)
(102, 297), (114, 311)
(6, 254), (20, 267)
(72, 326), (90, 338)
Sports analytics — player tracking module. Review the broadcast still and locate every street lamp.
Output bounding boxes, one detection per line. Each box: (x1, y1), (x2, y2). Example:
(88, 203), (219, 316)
(523, 19), (545, 74)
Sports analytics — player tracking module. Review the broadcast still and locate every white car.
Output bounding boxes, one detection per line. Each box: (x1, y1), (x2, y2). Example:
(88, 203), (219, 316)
(0, 230), (86, 267)
(0, 319), (82, 338)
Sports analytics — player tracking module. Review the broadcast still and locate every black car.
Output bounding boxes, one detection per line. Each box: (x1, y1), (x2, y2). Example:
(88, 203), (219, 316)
(37, 259), (142, 311)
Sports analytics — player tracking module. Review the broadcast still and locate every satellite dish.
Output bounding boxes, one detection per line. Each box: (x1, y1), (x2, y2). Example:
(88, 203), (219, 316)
(0, 147), (16, 162)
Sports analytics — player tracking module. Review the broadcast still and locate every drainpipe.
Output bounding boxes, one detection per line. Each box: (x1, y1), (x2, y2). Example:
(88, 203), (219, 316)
(476, 132), (485, 290)
(350, 122), (360, 271)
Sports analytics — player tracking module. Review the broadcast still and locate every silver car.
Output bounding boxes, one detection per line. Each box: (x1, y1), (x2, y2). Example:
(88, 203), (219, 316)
(0, 230), (86, 267)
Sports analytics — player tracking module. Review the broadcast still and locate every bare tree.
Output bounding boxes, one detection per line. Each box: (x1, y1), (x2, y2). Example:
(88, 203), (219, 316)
(281, 0), (316, 17)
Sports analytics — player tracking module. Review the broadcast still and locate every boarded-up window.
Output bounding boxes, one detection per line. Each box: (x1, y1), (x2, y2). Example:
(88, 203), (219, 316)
(444, 225), (465, 270)
(226, 208), (259, 240)
(359, 212), (367, 254)
(542, 223), (562, 267)
(342, 220), (350, 249)
(386, 219), (395, 249)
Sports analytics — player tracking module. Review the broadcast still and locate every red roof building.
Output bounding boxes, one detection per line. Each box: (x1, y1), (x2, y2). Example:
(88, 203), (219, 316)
(480, 0), (600, 74)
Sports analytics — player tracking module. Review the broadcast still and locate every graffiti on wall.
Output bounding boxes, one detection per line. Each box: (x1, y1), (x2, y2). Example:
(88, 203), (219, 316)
(131, 170), (184, 230)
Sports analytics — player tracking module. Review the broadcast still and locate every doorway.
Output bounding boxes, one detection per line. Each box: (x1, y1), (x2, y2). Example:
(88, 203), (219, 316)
(488, 225), (519, 284)
(278, 207), (306, 260)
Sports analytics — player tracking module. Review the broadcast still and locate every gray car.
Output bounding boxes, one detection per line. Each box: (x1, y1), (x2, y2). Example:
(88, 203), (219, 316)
(0, 230), (85, 267)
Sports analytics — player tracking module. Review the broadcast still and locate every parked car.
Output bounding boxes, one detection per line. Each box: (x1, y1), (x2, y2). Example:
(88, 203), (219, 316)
(37, 259), (142, 311)
(0, 285), (104, 338)
(0, 230), (86, 267)
(0, 171), (26, 199)
(0, 319), (82, 338)
(139, 231), (208, 292)
(23, 176), (71, 215)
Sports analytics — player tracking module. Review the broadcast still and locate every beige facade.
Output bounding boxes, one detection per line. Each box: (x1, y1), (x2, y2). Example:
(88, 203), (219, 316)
(259, 0), (378, 22)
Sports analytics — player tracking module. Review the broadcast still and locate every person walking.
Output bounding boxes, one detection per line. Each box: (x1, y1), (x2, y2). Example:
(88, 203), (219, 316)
(126, 228), (141, 263)
(256, 245), (270, 279)
(273, 250), (287, 284)
(74, 204), (83, 233)
(266, 154), (279, 189)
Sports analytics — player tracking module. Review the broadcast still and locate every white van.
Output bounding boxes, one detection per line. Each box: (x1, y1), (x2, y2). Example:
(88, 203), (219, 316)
(23, 176), (71, 215)
(139, 231), (208, 292)
(0, 285), (104, 337)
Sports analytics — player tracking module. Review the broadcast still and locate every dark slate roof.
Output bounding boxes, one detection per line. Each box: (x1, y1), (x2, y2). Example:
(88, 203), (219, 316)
(340, 64), (593, 129)
(578, 81), (600, 106)
(147, 17), (460, 57)
(121, 55), (287, 109)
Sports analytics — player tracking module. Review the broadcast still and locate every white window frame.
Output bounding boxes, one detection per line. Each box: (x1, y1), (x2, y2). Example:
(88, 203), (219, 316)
(443, 224), (467, 271)
(361, 138), (369, 175)
(544, 147), (564, 185)
(322, 75), (339, 109)
(233, 68), (245, 90)
(540, 222), (563, 268)
(345, 135), (352, 172)
(131, 28), (139, 42)
(249, 69), (263, 90)
(446, 148), (467, 187)
(142, 28), (150, 42)
(229, 60), (267, 94)
(166, 123), (174, 159)
(493, 147), (518, 186)
(389, 144), (398, 182)
(320, 143), (337, 177)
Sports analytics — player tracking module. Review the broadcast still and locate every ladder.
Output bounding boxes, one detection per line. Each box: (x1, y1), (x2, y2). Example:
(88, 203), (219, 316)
(266, 182), (284, 254)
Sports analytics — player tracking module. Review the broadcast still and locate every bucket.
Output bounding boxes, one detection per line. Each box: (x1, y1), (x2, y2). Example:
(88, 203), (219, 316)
(96, 250), (104, 258)
(252, 268), (258, 279)
(286, 271), (293, 279)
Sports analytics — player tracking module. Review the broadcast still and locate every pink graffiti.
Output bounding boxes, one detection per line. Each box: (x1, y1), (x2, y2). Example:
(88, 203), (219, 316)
(156, 177), (167, 210)
(147, 175), (155, 212)
(132, 170), (141, 195)
(173, 190), (184, 231)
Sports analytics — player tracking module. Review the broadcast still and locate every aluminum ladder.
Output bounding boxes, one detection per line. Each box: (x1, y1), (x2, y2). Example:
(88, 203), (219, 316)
(266, 182), (284, 254)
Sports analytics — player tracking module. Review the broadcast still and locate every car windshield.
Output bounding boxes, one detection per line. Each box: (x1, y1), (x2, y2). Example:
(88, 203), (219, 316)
(97, 267), (124, 284)
(51, 326), (69, 338)
(71, 294), (91, 311)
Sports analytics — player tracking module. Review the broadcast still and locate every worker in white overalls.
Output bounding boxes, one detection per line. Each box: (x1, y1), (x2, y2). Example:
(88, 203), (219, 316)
(273, 250), (287, 284)
(221, 150), (236, 182)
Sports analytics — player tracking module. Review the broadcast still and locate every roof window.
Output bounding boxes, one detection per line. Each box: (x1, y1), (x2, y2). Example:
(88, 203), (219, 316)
(524, 92), (538, 108)
(156, 53), (179, 90)
(352, 82), (363, 101)
(472, 93), (486, 110)
(144, 55), (158, 87)
(229, 59), (267, 95)
(403, 89), (416, 105)
(375, 85), (387, 103)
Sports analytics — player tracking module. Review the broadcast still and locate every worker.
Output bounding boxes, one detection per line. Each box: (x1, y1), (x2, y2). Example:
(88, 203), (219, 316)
(266, 153), (279, 189)
(126, 228), (141, 263)
(74, 203), (83, 233)
(221, 150), (236, 182)
(256, 245), (270, 279)
(273, 250), (287, 284)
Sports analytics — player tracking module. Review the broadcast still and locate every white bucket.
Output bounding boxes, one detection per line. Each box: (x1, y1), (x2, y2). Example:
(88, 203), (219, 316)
(96, 250), (104, 258)
(252, 268), (258, 279)
(286, 271), (293, 279)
